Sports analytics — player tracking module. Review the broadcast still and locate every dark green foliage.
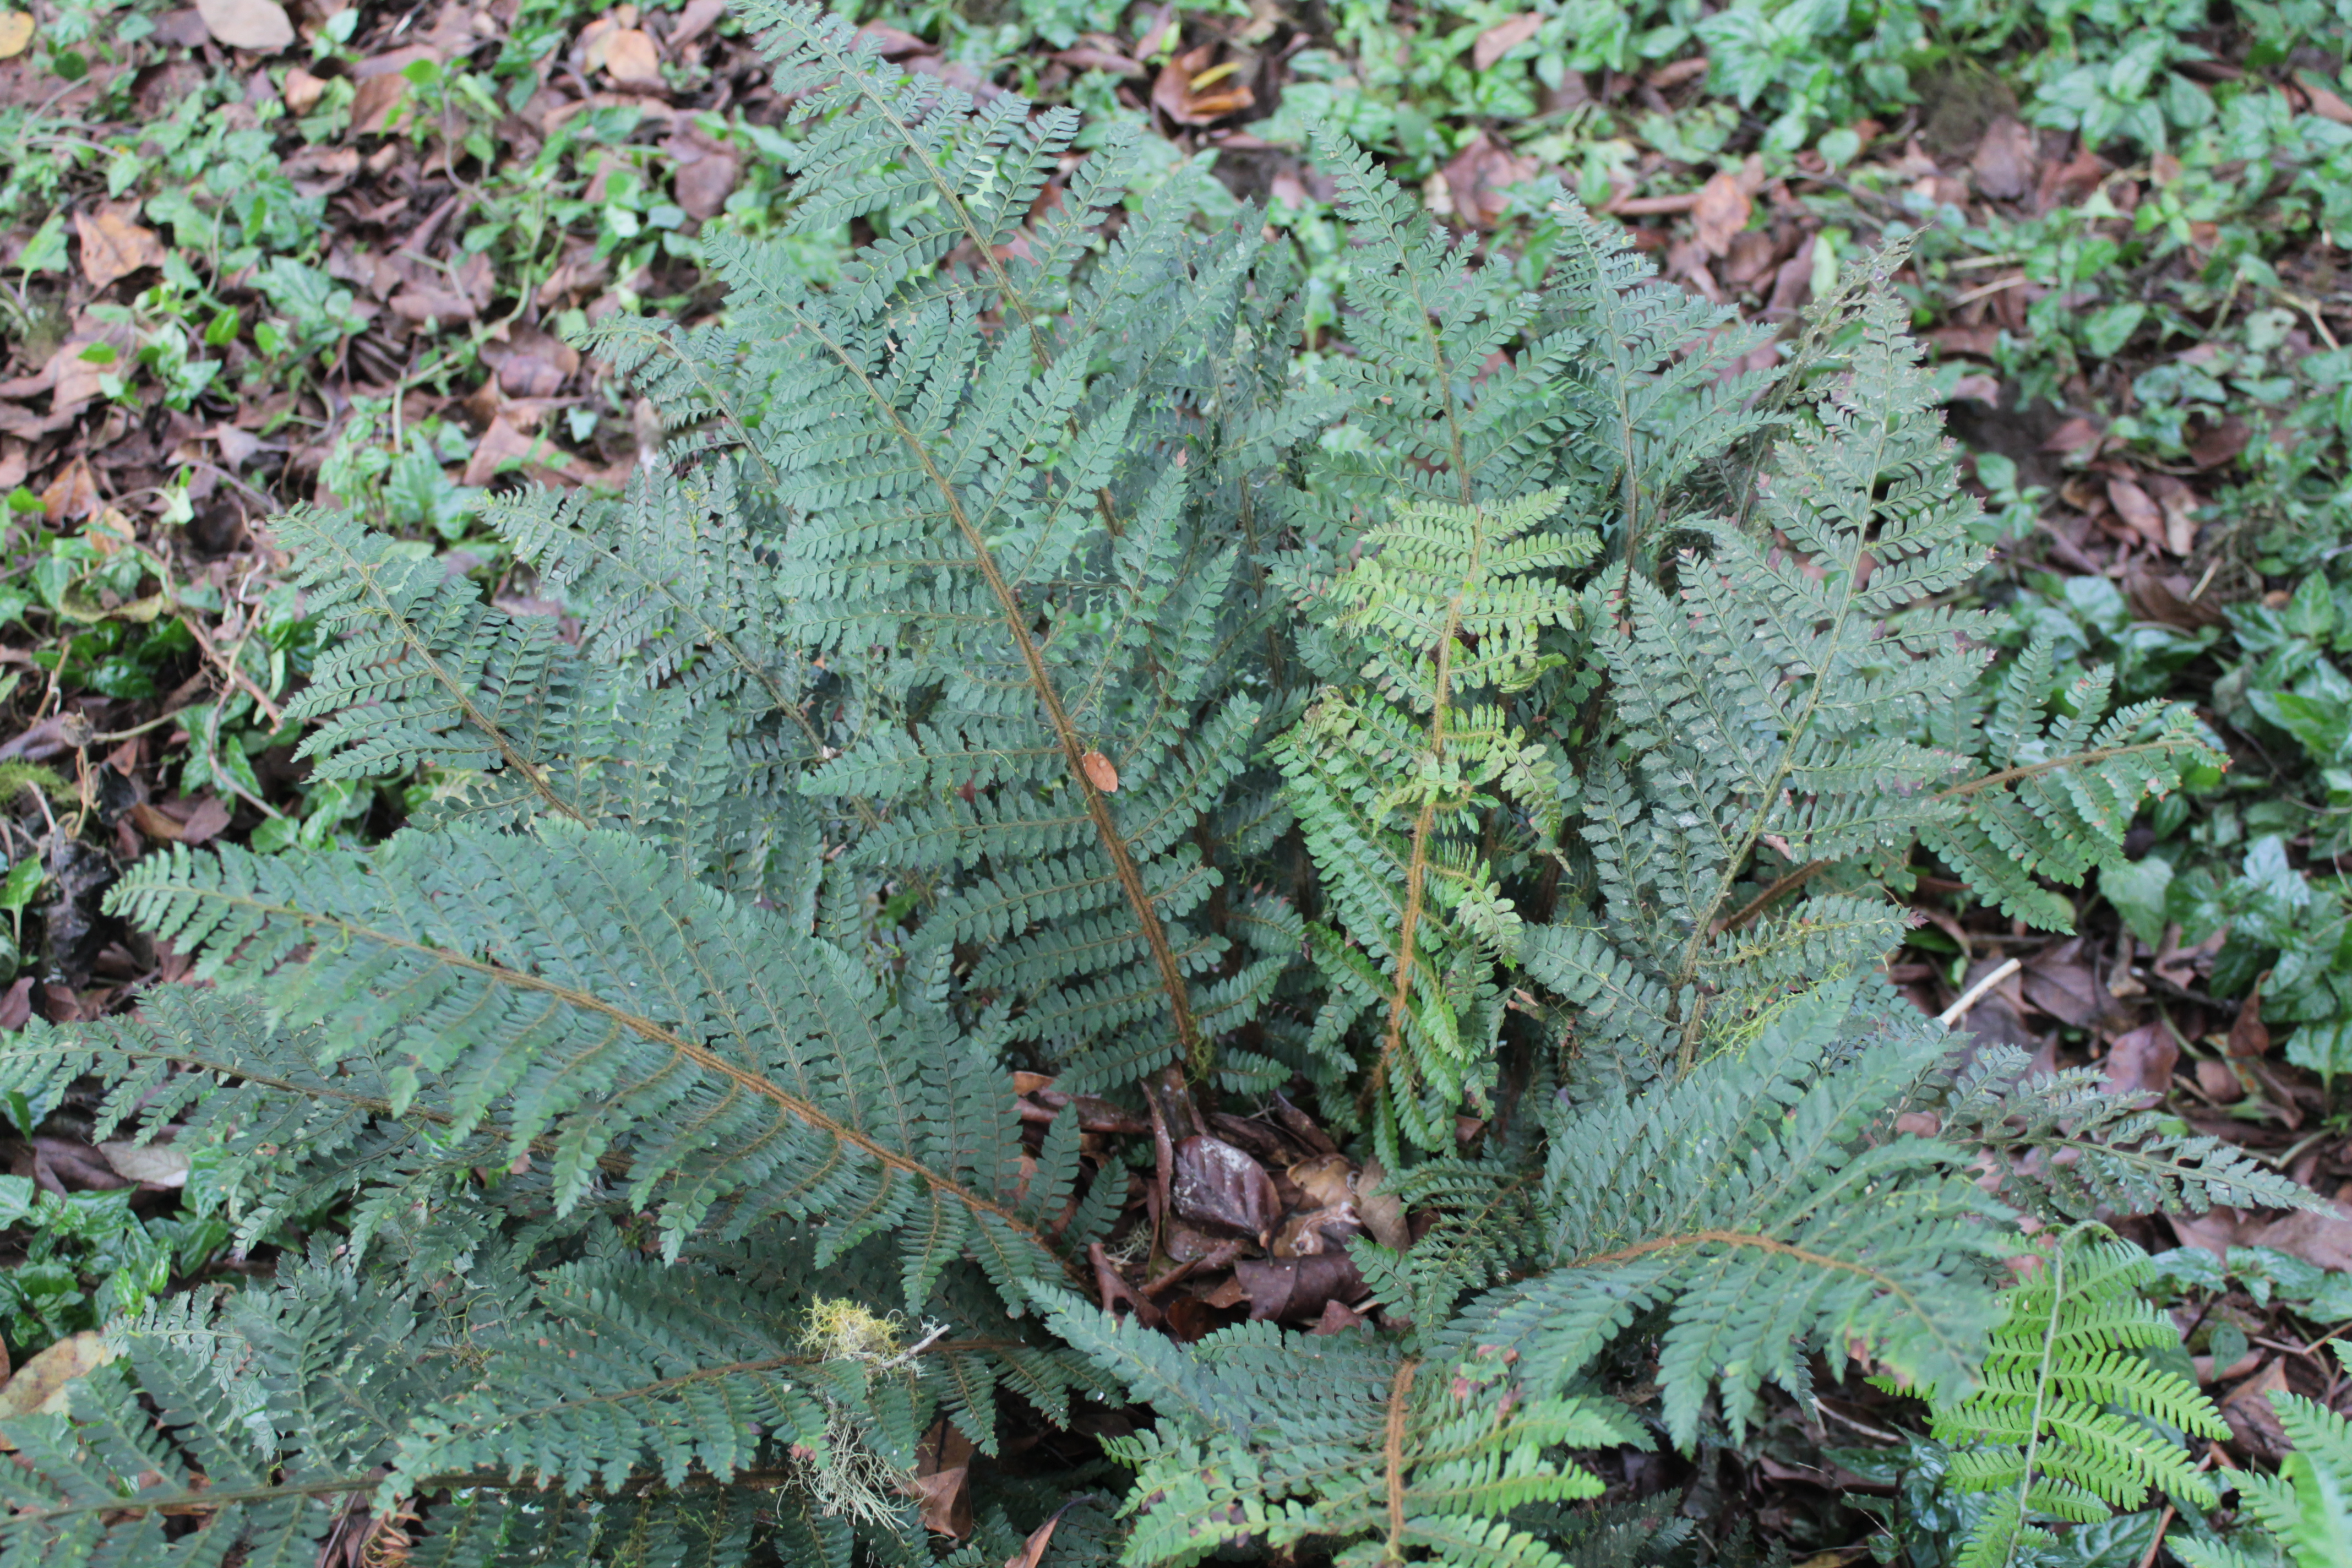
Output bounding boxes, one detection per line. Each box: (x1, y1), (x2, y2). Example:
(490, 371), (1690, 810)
(0, 8), (2291, 1563)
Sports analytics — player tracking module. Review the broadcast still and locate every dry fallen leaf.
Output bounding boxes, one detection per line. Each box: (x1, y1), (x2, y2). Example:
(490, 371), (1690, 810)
(1152, 43), (1255, 125)
(1079, 748), (1118, 793)
(1006, 1502), (1075, 1568)
(1691, 171), (1751, 258)
(0, 1331), (118, 1420)
(2219, 1358), (2292, 1457)
(98, 1140), (189, 1189)
(673, 148), (739, 221)
(0, 10), (32, 58)
(2226, 972), (2270, 1059)
(2105, 476), (2165, 552)
(913, 1420), (976, 1538)
(602, 26), (663, 90)
(2101, 1022), (2176, 1096)
(1440, 132), (1537, 229)
(73, 206), (164, 290)
(1471, 12), (1541, 70)
(1234, 1253), (1363, 1321)
(194, 0), (295, 51)
(1353, 1157), (1410, 1250)
(1169, 1135), (1277, 1239)
(2244, 1203), (2352, 1271)
(1969, 116), (2038, 202)
(281, 66), (326, 112)
(2300, 71), (2352, 127)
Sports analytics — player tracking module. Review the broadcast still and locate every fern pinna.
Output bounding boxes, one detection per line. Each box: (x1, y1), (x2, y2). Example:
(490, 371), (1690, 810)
(0, 7), (2302, 1565)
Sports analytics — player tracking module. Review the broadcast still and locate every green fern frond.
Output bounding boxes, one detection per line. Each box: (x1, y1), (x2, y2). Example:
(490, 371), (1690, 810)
(1926, 1232), (2227, 1568)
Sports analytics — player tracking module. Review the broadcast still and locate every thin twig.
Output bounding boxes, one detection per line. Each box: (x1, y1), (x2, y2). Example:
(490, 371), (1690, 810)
(1937, 957), (2021, 1026)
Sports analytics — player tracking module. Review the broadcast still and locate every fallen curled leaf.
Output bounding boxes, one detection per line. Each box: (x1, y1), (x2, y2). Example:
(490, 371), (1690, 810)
(40, 456), (96, 522)
(2187, 413), (2250, 469)
(2219, 1358), (2292, 1458)
(1271, 1202), (1361, 1257)
(1234, 1252), (1363, 1322)
(2105, 476), (2164, 552)
(602, 26), (663, 90)
(1471, 12), (1541, 70)
(854, 22), (931, 58)
(2019, 942), (2113, 1028)
(2226, 973), (2270, 1059)
(1287, 1152), (1352, 1209)
(1354, 1157), (1410, 1250)
(2194, 1056), (2245, 1103)
(2124, 564), (2226, 630)
(2242, 1202), (2352, 1271)
(1969, 116), (2038, 202)
(1308, 1297), (1369, 1334)
(0, 10), (32, 58)
(0, 978), (31, 1032)
(1440, 131), (1537, 230)
(0, 1332), (119, 1420)
(176, 796), (233, 847)
(2101, 1022), (2176, 1097)
(2040, 416), (2107, 460)
(2300, 70), (2352, 127)
(129, 803), (186, 842)
(1080, 748), (1118, 793)
(914, 1422), (976, 1539)
(98, 1139), (189, 1189)
(464, 417), (584, 487)
(193, 0), (294, 50)
(1006, 1502), (1075, 1568)
(1055, 43), (1144, 76)
(673, 148), (739, 221)
(74, 206), (164, 290)
(280, 65), (326, 112)
(1171, 1135), (1278, 1239)
(1691, 171), (1750, 257)
(1152, 42), (1254, 125)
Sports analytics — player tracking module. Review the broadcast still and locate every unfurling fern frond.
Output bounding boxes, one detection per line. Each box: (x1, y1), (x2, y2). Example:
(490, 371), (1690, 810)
(1273, 491), (1594, 1159)
(1925, 1232), (2227, 1568)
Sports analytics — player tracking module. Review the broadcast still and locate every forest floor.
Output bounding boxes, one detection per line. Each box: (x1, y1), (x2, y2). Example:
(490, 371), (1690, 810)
(1, 0), (2350, 1551)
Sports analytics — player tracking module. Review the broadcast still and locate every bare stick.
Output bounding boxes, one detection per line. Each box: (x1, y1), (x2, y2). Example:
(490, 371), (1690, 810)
(1937, 957), (2022, 1027)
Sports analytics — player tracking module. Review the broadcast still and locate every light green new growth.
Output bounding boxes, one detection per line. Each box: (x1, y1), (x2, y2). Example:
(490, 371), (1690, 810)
(1928, 1232), (2228, 1568)
(2177, 1382), (2352, 1568)
(1274, 489), (1593, 1159)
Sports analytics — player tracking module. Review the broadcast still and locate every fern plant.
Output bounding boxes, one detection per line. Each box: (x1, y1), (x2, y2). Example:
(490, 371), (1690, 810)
(2178, 1384), (2352, 1568)
(1921, 1232), (2228, 1568)
(0, 7), (2299, 1564)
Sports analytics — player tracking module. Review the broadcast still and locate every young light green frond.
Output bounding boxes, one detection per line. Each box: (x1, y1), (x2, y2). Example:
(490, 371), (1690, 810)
(2181, 1391), (2352, 1568)
(1272, 491), (1594, 1157)
(1927, 1232), (2226, 1568)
